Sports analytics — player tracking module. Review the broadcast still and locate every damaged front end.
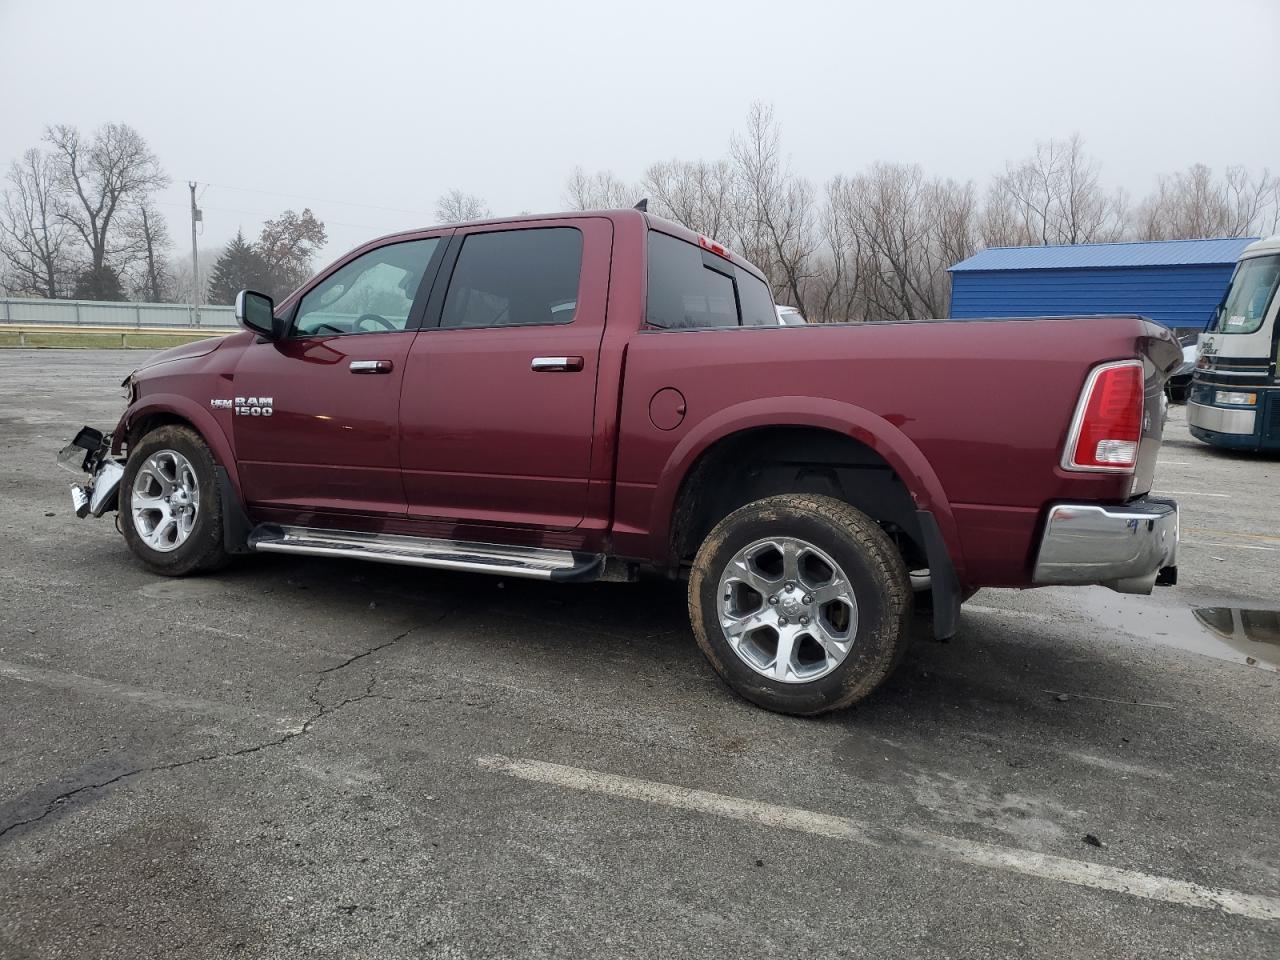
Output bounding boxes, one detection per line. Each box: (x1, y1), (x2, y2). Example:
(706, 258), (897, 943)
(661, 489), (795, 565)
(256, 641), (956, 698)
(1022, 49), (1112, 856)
(58, 426), (125, 520)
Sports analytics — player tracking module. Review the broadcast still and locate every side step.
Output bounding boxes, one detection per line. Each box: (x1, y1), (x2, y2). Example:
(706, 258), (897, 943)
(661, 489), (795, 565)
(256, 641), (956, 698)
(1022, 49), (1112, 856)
(248, 524), (605, 582)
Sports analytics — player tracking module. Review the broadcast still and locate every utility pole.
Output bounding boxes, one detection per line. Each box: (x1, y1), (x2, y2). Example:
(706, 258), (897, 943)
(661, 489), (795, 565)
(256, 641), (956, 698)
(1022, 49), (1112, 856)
(189, 181), (202, 327)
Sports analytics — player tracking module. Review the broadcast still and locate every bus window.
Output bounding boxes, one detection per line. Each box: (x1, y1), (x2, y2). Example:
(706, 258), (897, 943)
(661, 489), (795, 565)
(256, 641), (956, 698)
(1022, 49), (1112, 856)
(1213, 255), (1280, 334)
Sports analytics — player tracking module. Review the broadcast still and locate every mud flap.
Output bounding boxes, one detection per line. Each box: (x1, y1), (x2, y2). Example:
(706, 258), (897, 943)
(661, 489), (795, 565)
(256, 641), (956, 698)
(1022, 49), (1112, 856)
(217, 466), (254, 555)
(917, 511), (961, 641)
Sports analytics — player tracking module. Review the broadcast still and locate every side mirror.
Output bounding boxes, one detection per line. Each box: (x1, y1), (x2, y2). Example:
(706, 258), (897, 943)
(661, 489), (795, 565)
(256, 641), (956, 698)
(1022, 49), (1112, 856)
(235, 289), (284, 339)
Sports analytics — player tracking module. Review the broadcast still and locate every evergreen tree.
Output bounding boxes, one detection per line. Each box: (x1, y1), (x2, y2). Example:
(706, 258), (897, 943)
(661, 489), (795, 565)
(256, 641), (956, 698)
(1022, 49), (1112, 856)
(72, 262), (124, 301)
(207, 230), (269, 305)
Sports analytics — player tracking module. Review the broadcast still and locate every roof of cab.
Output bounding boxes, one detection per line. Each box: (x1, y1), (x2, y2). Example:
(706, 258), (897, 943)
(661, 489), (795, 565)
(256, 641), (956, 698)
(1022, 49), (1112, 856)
(368, 208), (770, 283)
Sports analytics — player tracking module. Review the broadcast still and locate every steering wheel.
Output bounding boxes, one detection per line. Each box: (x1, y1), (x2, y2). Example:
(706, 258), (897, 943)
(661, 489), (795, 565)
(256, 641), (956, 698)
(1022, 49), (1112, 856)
(354, 313), (396, 332)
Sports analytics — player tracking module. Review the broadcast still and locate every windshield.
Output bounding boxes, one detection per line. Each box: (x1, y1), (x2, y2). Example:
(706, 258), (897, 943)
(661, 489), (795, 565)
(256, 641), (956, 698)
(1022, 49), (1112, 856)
(1211, 254), (1280, 334)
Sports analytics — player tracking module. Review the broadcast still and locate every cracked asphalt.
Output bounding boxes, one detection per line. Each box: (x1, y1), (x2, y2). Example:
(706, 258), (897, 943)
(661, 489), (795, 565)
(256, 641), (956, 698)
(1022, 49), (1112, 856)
(1, 349), (1278, 959)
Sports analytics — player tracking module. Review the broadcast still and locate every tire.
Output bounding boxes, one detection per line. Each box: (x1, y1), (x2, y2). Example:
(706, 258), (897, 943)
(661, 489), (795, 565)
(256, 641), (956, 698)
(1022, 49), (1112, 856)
(120, 424), (231, 577)
(688, 494), (910, 716)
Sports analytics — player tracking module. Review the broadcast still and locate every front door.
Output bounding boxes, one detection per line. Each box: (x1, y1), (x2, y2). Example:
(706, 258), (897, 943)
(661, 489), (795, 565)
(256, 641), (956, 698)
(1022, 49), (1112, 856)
(233, 235), (446, 517)
(399, 218), (612, 530)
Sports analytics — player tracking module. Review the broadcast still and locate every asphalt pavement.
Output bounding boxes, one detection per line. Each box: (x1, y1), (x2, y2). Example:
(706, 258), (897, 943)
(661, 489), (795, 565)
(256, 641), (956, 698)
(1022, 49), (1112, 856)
(1, 349), (1277, 959)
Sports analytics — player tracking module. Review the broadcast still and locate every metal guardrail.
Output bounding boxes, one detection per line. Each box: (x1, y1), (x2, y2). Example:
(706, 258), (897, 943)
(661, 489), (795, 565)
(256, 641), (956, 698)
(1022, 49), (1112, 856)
(0, 322), (234, 347)
(0, 296), (237, 329)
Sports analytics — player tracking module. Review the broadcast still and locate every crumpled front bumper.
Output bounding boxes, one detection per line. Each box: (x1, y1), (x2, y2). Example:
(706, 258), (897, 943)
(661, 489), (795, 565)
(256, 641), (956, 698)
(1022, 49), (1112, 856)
(58, 426), (124, 519)
(1032, 496), (1179, 595)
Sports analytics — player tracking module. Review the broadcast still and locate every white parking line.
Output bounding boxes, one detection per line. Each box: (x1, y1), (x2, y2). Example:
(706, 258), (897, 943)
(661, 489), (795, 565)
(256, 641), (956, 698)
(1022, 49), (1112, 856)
(1182, 541), (1278, 553)
(1154, 490), (1230, 498)
(478, 756), (1280, 923)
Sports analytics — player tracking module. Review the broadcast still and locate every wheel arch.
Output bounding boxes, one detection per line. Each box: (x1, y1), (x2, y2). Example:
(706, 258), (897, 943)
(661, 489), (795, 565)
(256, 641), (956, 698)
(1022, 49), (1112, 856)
(653, 398), (964, 582)
(114, 394), (244, 503)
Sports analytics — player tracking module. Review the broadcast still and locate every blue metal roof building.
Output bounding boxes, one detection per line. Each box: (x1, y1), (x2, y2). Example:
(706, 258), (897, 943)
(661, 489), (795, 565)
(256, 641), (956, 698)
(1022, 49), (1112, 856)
(948, 237), (1258, 330)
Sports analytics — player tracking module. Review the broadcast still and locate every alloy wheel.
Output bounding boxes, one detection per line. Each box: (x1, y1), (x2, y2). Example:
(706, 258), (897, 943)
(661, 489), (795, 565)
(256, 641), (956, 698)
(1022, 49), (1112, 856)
(716, 536), (859, 683)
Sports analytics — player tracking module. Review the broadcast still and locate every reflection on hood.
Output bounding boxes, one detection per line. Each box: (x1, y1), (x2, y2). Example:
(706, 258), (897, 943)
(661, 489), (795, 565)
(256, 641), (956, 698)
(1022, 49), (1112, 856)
(133, 335), (226, 373)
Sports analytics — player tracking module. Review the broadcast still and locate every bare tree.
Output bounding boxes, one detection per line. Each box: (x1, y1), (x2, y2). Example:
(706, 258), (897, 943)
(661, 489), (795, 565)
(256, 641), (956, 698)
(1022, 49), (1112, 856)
(831, 164), (976, 321)
(642, 158), (737, 240)
(120, 199), (174, 301)
(978, 181), (1024, 248)
(1131, 164), (1279, 240)
(44, 123), (169, 286)
(730, 102), (819, 316)
(171, 247), (217, 306)
(930, 178), (979, 284)
(989, 134), (1123, 245)
(0, 148), (73, 298)
(563, 167), (643, 210)
(801, 177), (863, 323)
(549, 106), (1280, 321)
(435, 188), (490, 223)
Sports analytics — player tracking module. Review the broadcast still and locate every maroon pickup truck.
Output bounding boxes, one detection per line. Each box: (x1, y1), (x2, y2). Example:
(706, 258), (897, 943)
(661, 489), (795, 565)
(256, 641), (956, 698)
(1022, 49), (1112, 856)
(61, 210), (1182, 715)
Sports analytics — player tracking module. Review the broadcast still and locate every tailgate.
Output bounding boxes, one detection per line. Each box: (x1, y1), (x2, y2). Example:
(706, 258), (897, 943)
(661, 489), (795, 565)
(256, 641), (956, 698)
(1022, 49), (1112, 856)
(1130, 321), (1184, 496)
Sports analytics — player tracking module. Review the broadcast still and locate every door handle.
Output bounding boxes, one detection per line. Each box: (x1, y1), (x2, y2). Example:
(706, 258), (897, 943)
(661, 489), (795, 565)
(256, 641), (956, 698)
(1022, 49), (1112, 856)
(531, 356), (584, 372)
(350, 360), (393, 374)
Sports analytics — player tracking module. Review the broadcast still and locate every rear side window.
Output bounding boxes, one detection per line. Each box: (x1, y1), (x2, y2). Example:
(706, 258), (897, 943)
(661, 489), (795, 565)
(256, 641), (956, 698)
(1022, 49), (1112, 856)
(646, 232), (740, 329)
(738, 270), (778, 326)
(441, 227), (583, 329)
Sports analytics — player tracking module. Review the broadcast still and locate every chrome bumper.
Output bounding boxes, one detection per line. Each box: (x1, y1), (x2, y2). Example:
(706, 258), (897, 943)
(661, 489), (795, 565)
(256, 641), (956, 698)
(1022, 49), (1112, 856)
(73, 459), (124, 518)
(58, 427), (123, 518)
(1187, 401), (1256, 435)
(1032, 496), (1178, 595)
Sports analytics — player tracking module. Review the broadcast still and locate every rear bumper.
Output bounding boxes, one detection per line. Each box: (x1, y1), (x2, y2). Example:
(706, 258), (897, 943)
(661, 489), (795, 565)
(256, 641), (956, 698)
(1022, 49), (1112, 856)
(1032, 496), (1178, 595)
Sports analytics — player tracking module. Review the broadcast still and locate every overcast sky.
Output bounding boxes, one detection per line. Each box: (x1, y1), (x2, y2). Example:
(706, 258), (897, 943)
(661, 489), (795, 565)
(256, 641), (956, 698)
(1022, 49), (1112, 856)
(2, 0), (1277, 264)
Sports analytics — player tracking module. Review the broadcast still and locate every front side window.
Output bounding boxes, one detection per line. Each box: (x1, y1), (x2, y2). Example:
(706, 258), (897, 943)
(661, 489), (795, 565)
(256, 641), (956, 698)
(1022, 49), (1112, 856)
(1212, 254), (1280, 334)
(440, 227), (583, 329)
(293, 238), (438, 336)
(646, 231), (740, 329)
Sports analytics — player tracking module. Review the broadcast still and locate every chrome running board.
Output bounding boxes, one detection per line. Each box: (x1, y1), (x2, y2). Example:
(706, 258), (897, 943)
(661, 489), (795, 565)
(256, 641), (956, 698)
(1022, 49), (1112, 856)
(248, 524), (604, 582)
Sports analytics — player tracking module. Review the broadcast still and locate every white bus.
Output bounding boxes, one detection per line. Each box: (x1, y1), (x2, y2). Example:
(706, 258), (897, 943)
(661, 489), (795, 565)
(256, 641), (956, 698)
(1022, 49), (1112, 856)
(1189, 235), (1280, 451)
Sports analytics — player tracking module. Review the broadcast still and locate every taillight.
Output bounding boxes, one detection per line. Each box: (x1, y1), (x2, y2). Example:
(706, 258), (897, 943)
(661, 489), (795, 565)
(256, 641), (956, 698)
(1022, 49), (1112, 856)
(1063, 360), (1144, 472)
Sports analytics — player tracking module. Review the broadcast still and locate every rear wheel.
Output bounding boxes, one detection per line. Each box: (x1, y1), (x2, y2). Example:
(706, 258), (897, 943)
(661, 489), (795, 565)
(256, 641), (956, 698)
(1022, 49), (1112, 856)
(120, 425), (230, 576)
(688, 494), (910, 716)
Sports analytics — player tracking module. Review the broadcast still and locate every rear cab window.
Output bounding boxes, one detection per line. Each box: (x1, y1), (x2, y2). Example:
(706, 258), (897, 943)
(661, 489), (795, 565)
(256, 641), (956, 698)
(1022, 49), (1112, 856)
(645, 230), (775, 330)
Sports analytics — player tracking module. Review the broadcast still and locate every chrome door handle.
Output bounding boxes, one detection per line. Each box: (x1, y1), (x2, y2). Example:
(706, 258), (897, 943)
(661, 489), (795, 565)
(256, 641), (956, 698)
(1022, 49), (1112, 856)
(531, 356), (584, 372)
(349, 360), (393, 374)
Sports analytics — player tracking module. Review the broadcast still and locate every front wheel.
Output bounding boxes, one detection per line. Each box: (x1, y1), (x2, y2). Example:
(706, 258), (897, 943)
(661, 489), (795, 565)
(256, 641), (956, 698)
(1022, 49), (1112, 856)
(688, 494), (910, 716)
(120, 425), (231, 576)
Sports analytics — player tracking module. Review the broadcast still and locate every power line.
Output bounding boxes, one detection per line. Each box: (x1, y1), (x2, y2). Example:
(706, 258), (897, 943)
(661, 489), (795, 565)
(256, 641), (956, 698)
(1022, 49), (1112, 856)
(149, 197), (405, 233)
(200, 181), (432, 218)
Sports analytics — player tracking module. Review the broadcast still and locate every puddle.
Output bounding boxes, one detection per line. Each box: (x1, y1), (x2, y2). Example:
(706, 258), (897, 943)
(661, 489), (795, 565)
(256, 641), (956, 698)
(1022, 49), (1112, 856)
(1059, 588), (1280, 672)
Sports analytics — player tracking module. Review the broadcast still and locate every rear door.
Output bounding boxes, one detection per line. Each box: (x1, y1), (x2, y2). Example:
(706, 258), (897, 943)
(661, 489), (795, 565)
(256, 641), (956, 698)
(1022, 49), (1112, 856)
(398, 218), (612, 530)
(232, 234), (447, 516)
